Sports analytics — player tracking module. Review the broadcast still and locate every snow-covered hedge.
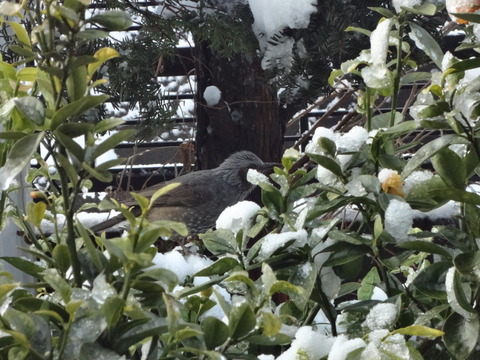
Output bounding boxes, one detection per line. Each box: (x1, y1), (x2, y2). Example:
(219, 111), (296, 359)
(1, 1), (480, 359)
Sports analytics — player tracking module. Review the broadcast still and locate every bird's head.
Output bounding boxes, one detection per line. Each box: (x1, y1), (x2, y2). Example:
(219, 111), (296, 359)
(217, 151), (279, 190)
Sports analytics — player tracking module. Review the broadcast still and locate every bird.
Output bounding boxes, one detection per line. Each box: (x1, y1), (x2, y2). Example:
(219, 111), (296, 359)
(90, 151), (279, 237)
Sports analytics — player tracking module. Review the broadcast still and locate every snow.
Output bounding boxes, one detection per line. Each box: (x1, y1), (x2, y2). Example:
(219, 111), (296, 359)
(247, 168), (270, 186)
(248, 0), (317, 70)
(203, 85), (222, 106)
(328, 335), (366, 360)
(215, 200), (260, 235)
(370, 19), (392, 68)
(91, 273), (117, 305)
(403, 170), (433, 196)
(150, 250), (213, 284)
(385, 199), (413, 241)
(392, 0), (422, 13)
(276, 326), (334, 360)
(363, 303), (398, 330)
(336, 126), (369, 153)
(305, 127), (336, 155)
(258, 230), (308, 260)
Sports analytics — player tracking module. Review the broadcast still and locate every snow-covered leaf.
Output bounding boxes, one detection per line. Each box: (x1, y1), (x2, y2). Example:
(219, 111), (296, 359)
(408, 21), (443, 69)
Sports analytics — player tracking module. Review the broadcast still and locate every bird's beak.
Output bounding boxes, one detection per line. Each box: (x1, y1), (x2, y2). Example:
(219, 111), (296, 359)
(259, 162), (281, 175)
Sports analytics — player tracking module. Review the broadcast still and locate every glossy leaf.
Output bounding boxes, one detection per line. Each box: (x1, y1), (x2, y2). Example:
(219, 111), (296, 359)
(89, 11), (132, 31)
(194, 257), (239, 277)
(402, 134), (458, 178)
(411, 261), (450, 299)
(443, 312), (479, 360)
(431, 148), (466, 189)
(391, 325), (444, 338)
(0, 132), (43, 190)
(13, 96), (45, 126)
(202, 317), (229, 349)
(229, 302), (256, 340)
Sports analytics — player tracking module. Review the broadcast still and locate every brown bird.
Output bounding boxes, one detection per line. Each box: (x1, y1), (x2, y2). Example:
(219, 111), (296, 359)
(90, 151), (278, 237)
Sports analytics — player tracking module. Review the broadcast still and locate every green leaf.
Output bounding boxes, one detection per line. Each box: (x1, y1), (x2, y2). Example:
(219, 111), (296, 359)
(56, 152), (79, 184)
(0, 132), (43, 190)
(431, 148), (466, 189)
(322, 242), (370, 267)
(411, 261), (450, 299)
(129, 192), (149, 212)
(450, 12), (480, 24)
(90, 129), (135, 161)
(55, 131), (85, 162)
(16, 67), (37, 82)
(6, 21), (31, 46)
(94, 118), (125, 133)
(89, 11), (132, 31)
(402, 3), (437, 16)
(174, 326), (203, 341)
(397, 240), (452, 259)
(41, 269), (71, 302)
(345, 26), (371, 37)
(443, 312), (479, 360)
(372, 111), (403, 129)
(400, 71), (431, 85)
(149, 182), (181, 205)
(446, 267), (477, 319)
(319, 137), (337, 157)
(79, 343), (124, 360)
(14, 98), (44, 127)
(408, 21), (443, 69)
(261, 312), (282, 337)
(307, 153), (343, 178)
(50, 95), (110, 129)
(368, 6), (395, 18)
(102, 297), (125, 329)
(357, 267), (380, 301)
(429, 188), (480, 205)
(115, 318), (168, 353)
(52, 244), (71, 274)
(194, 257), (239, 277)
(25, 201), (46, 228)
(288, 262), (316, 310)
(66, 65), (87, 101)
(454, 252), (480, 282)
(77, 29), (109, 40)
(391, 325), (444, 338)
(402, 134), (459, 178)
(0, 256), (45, 279)
(200, 229), (238, 256)
(56, 123), (93, 138)
(229, 302), (256, 340)
(202, 317), (229, 349)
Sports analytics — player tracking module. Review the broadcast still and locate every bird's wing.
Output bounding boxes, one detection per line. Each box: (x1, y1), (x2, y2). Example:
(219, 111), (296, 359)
(123, 173), (217, 209)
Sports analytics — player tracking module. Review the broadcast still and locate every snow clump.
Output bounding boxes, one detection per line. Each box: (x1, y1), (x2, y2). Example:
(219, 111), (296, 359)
(150, 250), (213, 284)
(361, 18), (393, 89)
(276, 326), (334, 360)
(384, 199), (413, 241)
(249, 0), (317, 70)
(392, 0), (422, 13)
(216, 200), (261, 235)
(258, 230), (308, 260)
(328, 335), (366, 360)
(363, 302), (398, 330)
(203, 85), (222, 106)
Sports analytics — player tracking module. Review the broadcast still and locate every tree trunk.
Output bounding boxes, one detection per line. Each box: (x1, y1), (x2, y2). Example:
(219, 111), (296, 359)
(194, 43), (284, 169)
